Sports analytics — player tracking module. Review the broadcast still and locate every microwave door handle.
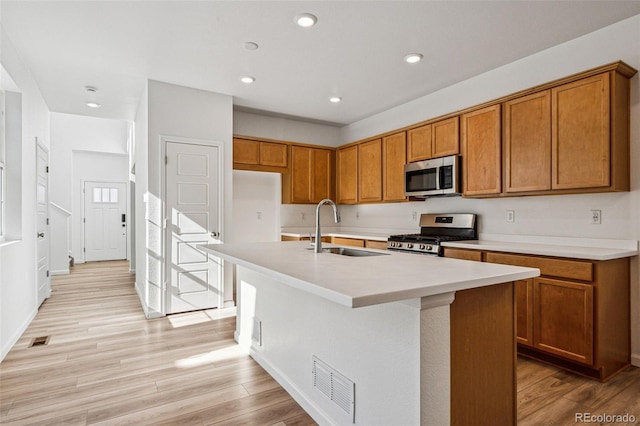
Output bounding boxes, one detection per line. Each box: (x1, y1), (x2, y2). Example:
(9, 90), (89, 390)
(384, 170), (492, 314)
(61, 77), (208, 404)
(436, 165), (442, 192)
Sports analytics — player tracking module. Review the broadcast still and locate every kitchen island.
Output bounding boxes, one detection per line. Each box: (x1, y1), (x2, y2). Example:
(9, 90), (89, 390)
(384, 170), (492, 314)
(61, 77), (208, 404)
(200, 241), (539, 425)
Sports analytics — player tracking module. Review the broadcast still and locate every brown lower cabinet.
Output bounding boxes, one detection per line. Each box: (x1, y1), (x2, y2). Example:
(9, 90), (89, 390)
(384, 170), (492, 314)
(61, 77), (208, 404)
(444, 247), (630, 381)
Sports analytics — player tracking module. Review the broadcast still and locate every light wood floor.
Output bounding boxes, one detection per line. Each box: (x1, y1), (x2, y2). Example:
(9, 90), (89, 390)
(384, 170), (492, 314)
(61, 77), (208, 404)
(1, 261), (639, 425)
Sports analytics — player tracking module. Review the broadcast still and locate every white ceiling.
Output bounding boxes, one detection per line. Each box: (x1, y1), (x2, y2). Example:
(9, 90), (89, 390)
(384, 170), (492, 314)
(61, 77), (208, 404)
(2, 1), (640, 126)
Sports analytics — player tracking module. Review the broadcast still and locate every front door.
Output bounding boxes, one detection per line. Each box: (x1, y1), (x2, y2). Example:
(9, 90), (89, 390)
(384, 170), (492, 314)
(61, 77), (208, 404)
(165, 141), (221, 314)
(84, 181), (127, 261)
(36, 142), (51, 306)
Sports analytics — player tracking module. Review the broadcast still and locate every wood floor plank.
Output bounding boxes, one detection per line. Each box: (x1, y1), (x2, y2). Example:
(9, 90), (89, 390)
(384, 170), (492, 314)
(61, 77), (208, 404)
(1, 260), (638, 426)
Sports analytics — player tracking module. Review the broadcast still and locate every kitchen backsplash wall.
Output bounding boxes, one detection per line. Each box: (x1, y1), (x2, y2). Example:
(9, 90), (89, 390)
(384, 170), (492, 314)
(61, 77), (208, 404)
(281, 191), (637, 241)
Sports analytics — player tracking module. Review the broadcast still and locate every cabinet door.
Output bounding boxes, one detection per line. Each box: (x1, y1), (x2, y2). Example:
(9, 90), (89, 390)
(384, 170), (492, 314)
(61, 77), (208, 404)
(233, 138), (260, 165)
(432, 116), (460, 158)
(358, 139), (382, 203)
(551, 73), (610, 190)
(260, 142), (288, 167)
(312, 148), (334, 202)
(382, 132), (407, 201)
(407, 124), (432, 162)
(516, 279), (534, 347)
(504, 91), (552, 192)
(290, 146), (313, 203)
(337, 145), (358, 204)
(533, 277), (593, 365)
(461, 104), (502, 196)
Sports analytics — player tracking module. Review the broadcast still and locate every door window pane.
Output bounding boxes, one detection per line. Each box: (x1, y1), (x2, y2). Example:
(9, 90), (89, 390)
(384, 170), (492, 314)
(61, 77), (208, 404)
(110, 188), (118, 203)
(93, 187), (102, 203)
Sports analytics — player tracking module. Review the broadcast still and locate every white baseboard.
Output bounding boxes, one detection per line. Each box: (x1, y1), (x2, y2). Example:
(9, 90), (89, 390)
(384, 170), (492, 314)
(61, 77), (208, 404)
(632, 353), (640, 367)
(249, 348), (334, 426)
(50, 269), (70, 276)
(0, 308), (37, 362)
(134, 281), (163, 319)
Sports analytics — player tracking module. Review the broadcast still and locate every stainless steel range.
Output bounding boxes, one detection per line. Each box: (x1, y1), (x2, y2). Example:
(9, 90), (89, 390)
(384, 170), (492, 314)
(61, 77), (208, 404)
(387, 213), (477, 256)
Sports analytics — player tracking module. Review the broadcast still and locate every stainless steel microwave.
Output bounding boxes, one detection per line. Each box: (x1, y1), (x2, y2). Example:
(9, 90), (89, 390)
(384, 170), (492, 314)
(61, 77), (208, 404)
(404, 155), (461, 197)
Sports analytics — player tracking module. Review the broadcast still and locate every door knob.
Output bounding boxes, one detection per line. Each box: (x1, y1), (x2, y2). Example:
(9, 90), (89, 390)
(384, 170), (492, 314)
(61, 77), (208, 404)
(211, 231), (219, 238)
(38, 232), (45, 238)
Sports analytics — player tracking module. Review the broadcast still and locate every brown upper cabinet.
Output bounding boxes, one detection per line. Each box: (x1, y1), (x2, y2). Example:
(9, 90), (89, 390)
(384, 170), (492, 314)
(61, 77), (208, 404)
(337, 145), (358, 204)
(358, 139), (383, 203)
(461, 104), (502, 196)
(282, 145), (335, 204)
(407, 116), (459, 162)
(382, 132), (407, 201)
(552, 73), (614, 191)
(233, 138), (288, 172)
(504, 90), (552, 193)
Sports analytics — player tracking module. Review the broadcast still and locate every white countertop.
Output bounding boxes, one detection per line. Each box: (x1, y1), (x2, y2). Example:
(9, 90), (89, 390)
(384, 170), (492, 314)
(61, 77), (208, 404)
(200, 241), (539, 308)
(443, 234), (638, 261)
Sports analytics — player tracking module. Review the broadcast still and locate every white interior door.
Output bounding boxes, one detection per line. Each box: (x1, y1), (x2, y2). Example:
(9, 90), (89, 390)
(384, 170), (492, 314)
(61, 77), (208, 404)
(36, 142), (51, 306)
(166, 141), (221, 314)
(84, 181), (127, 261)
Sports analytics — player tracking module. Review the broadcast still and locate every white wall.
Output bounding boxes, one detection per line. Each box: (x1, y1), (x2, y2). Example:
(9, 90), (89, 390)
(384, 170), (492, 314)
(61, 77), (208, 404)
(234, 110), (341, 147)
(232, 170), (281, 243)
(0, 26), (51, 361)
(135, 80), (233, 317)
(49, 113), (129, 266)
(337, 15), (640, 365)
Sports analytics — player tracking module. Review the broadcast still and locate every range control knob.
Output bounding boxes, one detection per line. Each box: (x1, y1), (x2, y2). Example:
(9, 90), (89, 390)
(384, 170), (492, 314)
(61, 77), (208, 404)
(419, 244), (426, 250)
(407, 243), (413, 249)
(426, 245), (433, 251)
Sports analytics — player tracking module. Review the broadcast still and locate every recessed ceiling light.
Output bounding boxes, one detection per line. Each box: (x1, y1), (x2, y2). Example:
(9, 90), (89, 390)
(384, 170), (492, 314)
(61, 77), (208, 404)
(243, 42), (259, 51)
(404, 53), (423, 64)
(329, 96), (342, 103)
(86, 101), (102, 108)
(295, 13), (317, 28)
(240, 75), (256, 84)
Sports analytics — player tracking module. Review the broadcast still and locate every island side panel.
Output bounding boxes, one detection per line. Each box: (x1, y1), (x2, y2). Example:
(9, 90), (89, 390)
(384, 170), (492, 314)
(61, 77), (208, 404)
(450, 282), (517, 426)
(235, 266), (422, 426)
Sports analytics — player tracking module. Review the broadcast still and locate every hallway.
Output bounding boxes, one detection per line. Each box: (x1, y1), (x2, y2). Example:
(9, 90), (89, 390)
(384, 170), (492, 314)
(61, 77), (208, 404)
(0, 261), (314, 425)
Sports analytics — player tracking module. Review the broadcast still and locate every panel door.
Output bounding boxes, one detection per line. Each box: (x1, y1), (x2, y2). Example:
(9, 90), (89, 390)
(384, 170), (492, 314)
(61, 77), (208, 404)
(84, 181), (127, 262)
(533, 277), (594, 364)
(504, 90), (552, 192)
(311, 148), (334, 202)
(166, 142), (221, 314)
(290, 146), (313, 203)
(432, 116), (460, 158)
(461, 104), (502, 196)
(358, 139), (382, 203)
(382, 132), (407, 201)
(551, 73), (610, 190)
(337, 145), (358, 204)
(516, 279), (534, 347)
(36, 143), (51, 306)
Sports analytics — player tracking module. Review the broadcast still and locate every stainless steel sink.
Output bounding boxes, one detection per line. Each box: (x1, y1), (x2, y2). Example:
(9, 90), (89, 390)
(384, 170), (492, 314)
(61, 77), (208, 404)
(308, 247), (389, 257)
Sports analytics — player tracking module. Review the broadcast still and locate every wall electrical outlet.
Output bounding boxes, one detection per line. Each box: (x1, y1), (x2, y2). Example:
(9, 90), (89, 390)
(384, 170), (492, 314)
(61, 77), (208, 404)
(356, 211), (360, 220)
(256, 211), (262, 220)
(301, 212), (306, 221)
(412, 211), (418, 221)
(590, 210), (602, 224)
(506, 210), (515, 223)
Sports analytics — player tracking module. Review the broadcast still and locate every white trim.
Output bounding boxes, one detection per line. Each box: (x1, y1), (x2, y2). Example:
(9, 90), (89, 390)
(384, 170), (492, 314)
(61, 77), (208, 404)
(0, 239), (20, 248)
(0, 307), (37, 362)
(161, 135), (225, 315)
(50, 269), (70, 276)
(35, 140), (50, 307)
(50, 201), (71, 216)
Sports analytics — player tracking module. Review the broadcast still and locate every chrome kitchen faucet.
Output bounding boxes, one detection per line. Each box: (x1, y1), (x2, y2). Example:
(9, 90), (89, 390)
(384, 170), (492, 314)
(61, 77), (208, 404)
(314, 199), (340, 253)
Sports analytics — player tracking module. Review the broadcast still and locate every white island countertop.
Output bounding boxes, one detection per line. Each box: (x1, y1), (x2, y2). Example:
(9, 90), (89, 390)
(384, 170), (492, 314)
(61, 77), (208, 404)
(200, 241), (539, 308)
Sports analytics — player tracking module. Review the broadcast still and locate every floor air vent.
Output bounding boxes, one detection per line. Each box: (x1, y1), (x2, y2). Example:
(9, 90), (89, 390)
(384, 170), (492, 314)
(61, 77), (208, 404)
(29, 336), (50, 347)
(312, 356), (355, 423)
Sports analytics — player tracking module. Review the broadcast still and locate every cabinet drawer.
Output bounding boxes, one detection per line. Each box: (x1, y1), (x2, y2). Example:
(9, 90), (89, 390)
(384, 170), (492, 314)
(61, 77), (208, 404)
(443, 248), (483, 262)
(485, 252), (593, 281)
(331, 237), (365, 247)
(365, 240), (388, 250)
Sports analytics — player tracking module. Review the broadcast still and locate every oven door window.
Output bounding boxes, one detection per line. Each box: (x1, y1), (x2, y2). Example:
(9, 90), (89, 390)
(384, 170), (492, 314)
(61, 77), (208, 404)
(406, 168), (437, 192)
